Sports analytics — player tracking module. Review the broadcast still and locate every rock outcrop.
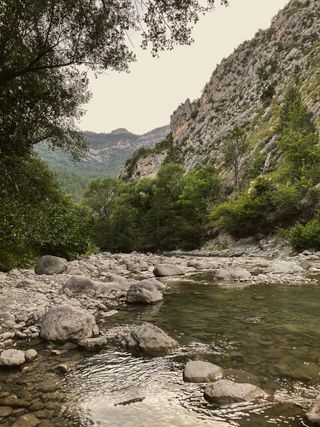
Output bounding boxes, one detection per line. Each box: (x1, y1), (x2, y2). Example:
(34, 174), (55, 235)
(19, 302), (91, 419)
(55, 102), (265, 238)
(122, 0), (320, 184)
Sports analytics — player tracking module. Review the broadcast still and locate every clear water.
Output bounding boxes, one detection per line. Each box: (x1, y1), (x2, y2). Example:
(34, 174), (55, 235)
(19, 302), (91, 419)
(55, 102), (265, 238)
(1, 279), (320, 426)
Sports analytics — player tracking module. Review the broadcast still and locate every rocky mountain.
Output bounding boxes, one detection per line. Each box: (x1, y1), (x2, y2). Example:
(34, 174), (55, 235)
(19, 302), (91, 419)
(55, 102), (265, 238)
(36, 125), (170, 180)
(121, 0), (320, 183)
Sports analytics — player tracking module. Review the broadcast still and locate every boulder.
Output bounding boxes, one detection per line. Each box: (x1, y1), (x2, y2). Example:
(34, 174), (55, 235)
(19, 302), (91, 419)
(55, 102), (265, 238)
(153, 264), (184, 277)
(40, 305), (97, 342)
(139, 278), (167, 292)
(62, 276), (97, 297)
(306, 394), (320, 425)
(184, 361), (223, 383)
(0, 349), (25, 367)
(78, 336), (107, 351)
(267, 260), (304, 274)
(204, 379), (267, 404)
(126, 282), (163, 304)
(25, 349), (38, 361)
(123, 322), (179, 356)
(35, 255), (68, 275)
(215, 266), (252, 281)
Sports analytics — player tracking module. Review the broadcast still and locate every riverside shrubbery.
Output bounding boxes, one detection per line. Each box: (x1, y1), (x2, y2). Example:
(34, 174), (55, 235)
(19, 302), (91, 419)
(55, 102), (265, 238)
(0, 154), (95, 271)
(210, 87), (320, 244)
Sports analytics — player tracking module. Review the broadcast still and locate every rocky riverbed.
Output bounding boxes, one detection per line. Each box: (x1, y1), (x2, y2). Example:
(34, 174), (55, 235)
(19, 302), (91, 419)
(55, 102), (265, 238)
(1, 246), (320, 426)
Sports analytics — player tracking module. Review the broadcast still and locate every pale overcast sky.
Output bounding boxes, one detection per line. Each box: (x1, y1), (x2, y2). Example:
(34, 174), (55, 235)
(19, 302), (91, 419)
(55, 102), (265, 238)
(79, 0), (289, 135)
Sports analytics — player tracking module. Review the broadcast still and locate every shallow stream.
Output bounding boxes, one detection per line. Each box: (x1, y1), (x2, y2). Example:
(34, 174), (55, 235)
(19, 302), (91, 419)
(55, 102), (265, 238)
(1, 278), (320, 426)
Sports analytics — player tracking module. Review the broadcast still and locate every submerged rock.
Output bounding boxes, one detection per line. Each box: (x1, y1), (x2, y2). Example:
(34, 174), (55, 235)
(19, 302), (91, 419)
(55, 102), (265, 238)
(306, 394), (320, 425)
(40, 305), (97, 342)
(11, 414), (40, 427)
(35, 255), (68, 275)
(153, 264), (184, 277)
(204, 379), (267, 404)
(184, 361), (223, 383)
(78, 336), (107, 351)
(123, 322), (179, 356)
(126, 282), (163, 304)
(0, 349), (25, 367)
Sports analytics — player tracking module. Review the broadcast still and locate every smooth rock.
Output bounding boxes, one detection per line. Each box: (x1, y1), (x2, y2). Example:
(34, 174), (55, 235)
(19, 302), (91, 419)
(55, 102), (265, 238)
(306, 394), (320, 425)
(78, 335), (107, 351)
(25, 349), (38, 361)
(204, 379), (267, 404)
(62, 276), (96, 297)
(0, 406), (12, 417)
(153, 264), (184, 277)
(215, 266), (251, 281)
(126, 282), (163, 304)
(123, 322), (179, 356)
(267, 260), (304, 274)
(0, 349), (25, 367)
(184, 361), (223, 383)
(11, 414), (40, 427)
(35, 256), (68, 275)
(40, 305), (97, 342)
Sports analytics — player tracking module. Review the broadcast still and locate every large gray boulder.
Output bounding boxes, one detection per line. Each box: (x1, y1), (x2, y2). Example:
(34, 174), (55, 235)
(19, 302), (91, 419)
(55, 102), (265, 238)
(40, 305), (97, 342)
(35, 255), (68, 275)
(184, 361), (223, 383)
(153, 264), (184, 277)
(62, 276), (97, 297)
(306, 394), (320, 425)
(215, 266), (251, 281)
(126, 282), (163, 304)
(0, 349), (25, 367)
(123, 323), (179, 356)
(204, 379), (267, 404)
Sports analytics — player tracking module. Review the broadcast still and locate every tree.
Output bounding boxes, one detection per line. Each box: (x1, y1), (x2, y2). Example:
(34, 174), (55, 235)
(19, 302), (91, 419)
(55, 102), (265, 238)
(278, 87), (320, 186)
(0, 0), (228, 156)
(223, 126), (248, 193)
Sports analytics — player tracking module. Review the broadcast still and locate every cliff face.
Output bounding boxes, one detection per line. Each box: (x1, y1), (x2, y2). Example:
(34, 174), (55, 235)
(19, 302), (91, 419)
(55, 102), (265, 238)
(122, 0), (320, 183)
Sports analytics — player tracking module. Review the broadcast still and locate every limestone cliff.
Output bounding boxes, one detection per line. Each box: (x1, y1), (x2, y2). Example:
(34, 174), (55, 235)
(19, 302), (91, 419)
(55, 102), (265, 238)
(122, 0), (320, 183)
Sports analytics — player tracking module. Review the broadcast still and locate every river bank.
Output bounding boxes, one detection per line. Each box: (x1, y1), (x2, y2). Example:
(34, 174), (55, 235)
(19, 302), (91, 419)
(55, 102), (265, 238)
(1, 246), (320, 426)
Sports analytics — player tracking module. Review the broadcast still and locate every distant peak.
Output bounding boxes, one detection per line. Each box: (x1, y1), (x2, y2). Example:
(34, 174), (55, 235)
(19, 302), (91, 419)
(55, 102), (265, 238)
(110, 128), (131, 135)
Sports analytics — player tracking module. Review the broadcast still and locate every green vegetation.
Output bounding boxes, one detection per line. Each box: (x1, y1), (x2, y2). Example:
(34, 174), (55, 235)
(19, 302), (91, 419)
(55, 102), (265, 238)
(83, 164), (220, 252)
(0, 154), (96, 271)
(210, 86), (320, 243)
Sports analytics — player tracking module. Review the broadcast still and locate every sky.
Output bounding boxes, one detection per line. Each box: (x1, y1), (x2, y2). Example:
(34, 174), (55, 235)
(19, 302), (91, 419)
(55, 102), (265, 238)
(79, 0), (289, 136)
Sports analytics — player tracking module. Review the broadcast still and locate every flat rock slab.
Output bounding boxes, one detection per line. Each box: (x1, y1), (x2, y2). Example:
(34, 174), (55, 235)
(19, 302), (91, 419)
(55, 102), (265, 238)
(153, 264), (184, 277)
(40, 305), (97, 342)
(184, 361), (223, 383)
(204, 379), (267, 404)
(35, 255), (68, 275)
(123, 322), (179, 356)
(267, 260), (304, 274)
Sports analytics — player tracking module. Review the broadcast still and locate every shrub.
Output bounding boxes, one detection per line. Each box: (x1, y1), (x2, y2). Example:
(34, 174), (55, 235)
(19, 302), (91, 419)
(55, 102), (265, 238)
(210, 178), (301, 237)
(283, 213), (320, 250)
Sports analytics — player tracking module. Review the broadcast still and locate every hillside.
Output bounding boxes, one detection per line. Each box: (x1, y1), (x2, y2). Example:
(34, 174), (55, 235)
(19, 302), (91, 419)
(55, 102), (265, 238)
(35, 125), (169, 197)
(121, 0), (320, 183)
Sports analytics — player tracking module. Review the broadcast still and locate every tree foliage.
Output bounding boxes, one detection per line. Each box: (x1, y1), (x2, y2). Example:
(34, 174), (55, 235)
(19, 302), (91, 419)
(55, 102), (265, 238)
(83, 163), (221, 251)
(0, 0), (228, 156)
